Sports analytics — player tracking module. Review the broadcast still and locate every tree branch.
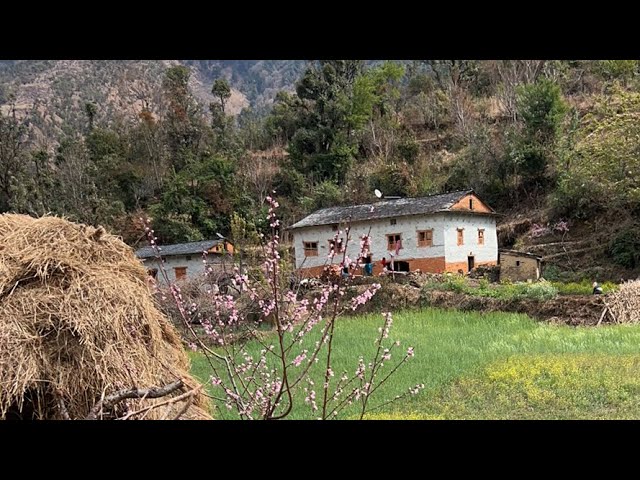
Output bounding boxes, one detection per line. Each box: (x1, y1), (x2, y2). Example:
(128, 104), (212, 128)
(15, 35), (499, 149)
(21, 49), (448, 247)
(86, 380), (184, 420)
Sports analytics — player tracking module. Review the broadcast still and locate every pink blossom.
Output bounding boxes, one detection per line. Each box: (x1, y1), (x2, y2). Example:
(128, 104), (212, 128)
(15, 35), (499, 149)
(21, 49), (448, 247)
(293, 351), (307, 367)
(151, 194), (415, 420)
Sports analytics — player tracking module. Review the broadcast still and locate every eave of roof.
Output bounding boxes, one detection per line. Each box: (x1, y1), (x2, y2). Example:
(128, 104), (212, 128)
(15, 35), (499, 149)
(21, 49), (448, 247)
(288, 189), (499, 230)
(135, 239), (225, 259)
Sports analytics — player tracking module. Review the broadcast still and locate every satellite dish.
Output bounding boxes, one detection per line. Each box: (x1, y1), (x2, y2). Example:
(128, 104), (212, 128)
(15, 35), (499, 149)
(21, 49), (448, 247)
(374, 189), (383, 199)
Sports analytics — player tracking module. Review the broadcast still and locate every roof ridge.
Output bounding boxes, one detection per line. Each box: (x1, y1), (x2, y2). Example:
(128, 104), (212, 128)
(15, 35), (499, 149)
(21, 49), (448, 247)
(311, 189), (473, 213)
(289, 189), (489, 230)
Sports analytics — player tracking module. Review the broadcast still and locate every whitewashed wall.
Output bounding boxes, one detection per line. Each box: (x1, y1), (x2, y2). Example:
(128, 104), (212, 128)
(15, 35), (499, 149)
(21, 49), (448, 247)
(141, 254), (228, 284)
(443, 214), (498, 265)
(292, 214), (451, 269)
(293, 212), (497, 269)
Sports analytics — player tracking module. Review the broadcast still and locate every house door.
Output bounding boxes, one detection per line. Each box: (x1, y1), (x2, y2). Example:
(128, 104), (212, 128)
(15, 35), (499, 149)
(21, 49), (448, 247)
(467, 256), (475, 272)
(392, 261), (410, 272)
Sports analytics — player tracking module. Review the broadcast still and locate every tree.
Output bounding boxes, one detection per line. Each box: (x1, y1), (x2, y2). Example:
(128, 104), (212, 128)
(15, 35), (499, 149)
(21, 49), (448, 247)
(424, 60), (480, 140)
(144, 197), (422, 419)
(499, 78), (567, 199)
(149, 153), (238, 243)
(595, 60), (638, 84)
(85, 102), (97, 131)
(517, 78), (566, 144)
(129, 109), (168, 194)
(490, 60), (545, 121)
(286, 60), (367, 183)
(53, 138), (109, 224)
(0, 103), (28, 212)
(264, 91), (299, 146)
(211, 78), (231, 114)
(161, 65), (204, 171)
(357, 62), (407, 163)
(15, 149), (57, 216)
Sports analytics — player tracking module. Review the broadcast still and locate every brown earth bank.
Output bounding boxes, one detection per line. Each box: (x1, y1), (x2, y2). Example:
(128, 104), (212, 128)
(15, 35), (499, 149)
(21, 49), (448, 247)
(338, 282), (609, 327)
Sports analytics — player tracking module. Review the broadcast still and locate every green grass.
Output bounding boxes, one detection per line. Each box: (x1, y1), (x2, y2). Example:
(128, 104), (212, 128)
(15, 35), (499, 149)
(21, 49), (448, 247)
(550, 280), (618, 296)
(189, 308), (640, 419)
(422, 276), (559, 301)
(421, 275), (619, 300)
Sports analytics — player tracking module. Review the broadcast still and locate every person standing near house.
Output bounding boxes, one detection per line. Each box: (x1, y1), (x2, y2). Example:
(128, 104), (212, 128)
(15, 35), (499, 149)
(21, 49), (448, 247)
(364, 255), (373, 276)
(381, 257), (389, 272)
(342, 264), (349, 279)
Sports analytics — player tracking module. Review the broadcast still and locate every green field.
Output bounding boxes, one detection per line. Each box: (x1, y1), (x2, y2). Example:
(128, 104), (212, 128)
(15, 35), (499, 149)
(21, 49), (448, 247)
(189, 308), (640, 419)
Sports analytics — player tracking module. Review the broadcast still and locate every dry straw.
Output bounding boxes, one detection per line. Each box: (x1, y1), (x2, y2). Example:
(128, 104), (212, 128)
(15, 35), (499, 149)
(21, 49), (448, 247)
(0, 214), (211, 420)
(606, 279), (640, 325)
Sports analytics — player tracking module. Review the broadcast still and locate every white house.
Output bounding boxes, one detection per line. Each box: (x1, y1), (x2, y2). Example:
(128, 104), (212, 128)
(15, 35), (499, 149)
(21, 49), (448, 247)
(136, 239), (234, 284)
(288, 190), (498, 277)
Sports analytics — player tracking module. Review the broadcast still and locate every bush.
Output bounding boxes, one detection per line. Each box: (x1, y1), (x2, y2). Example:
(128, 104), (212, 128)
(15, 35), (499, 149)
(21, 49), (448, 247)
(397, 138), (420, 164)
(368, 162), (412, 197)
(517, 281), (558, 301)
(542, 264), (562, 281)
(551, 280), (618, 296)
(421, 274), (467, 294)
(608, 226), (640, 269)
(421, 276), (558, 301)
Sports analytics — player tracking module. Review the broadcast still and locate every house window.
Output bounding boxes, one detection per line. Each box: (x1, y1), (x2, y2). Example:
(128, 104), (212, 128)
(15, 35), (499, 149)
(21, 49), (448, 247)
(387, 233), (401, 251)
(469, 198), (474, 210)
(516, 260), (521, 267)
(328, 238), (345, 253)
(390, 219), (397, 226)
(478, 229), (485, 245)
(148, 268), (158, 279)
(417, 229), (433, 247)
(332, 224), (338, 231)
(303, 242), (318, 257)
(457, 229), (464, 246)
(174, 267), (187, 280)
(186, 255), (192, 261)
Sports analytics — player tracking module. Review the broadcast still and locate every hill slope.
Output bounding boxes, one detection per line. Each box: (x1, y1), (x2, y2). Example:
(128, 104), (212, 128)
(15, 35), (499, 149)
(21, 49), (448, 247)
(0, 60), (306, 142)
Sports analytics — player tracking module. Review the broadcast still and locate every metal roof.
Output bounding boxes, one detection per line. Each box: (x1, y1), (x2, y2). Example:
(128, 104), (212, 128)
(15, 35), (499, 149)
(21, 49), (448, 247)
(289, 190), (495, 230)
(135, 239), (224, 259)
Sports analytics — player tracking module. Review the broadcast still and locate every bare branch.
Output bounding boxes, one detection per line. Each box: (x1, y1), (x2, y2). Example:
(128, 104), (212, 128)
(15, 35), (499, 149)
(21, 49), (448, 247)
(86, 380), (184, 420)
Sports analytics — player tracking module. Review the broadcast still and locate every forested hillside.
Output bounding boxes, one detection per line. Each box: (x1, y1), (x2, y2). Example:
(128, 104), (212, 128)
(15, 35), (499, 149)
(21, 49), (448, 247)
(1, 60), (639, 281)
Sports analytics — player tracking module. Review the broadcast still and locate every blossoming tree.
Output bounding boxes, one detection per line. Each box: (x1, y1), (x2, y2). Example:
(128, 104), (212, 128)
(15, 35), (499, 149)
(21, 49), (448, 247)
(145, 194), (422, 419)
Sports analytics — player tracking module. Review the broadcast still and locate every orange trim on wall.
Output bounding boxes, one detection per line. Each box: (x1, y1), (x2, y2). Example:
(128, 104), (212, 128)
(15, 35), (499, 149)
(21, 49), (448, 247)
(407, 257), (446, 273)
(297, 265), (327, 278)
(450, 194), (493, 213)
(445, 260), (497, 274)
(297, 258), (497, 277)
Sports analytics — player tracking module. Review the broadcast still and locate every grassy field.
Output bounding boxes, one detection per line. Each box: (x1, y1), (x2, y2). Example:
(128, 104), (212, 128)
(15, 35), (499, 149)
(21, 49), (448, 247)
(189, 308), (640, 419)
(421, 275), (618, 300)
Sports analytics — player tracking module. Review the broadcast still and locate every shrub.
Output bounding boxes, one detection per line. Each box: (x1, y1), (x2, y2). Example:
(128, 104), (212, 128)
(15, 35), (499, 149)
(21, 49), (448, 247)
(421, 275), (558, 301)
(517, 281), (558, 301)
(608, 225), (640, 269)
(439, 275), (468, 294)
(542, 264), (562, 281)
(551, 280), (618, 296)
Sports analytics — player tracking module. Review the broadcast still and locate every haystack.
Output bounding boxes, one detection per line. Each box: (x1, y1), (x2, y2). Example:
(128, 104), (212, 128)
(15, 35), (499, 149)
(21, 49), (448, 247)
(607, 280), (640, 324)
(0, 214), (211, 420)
